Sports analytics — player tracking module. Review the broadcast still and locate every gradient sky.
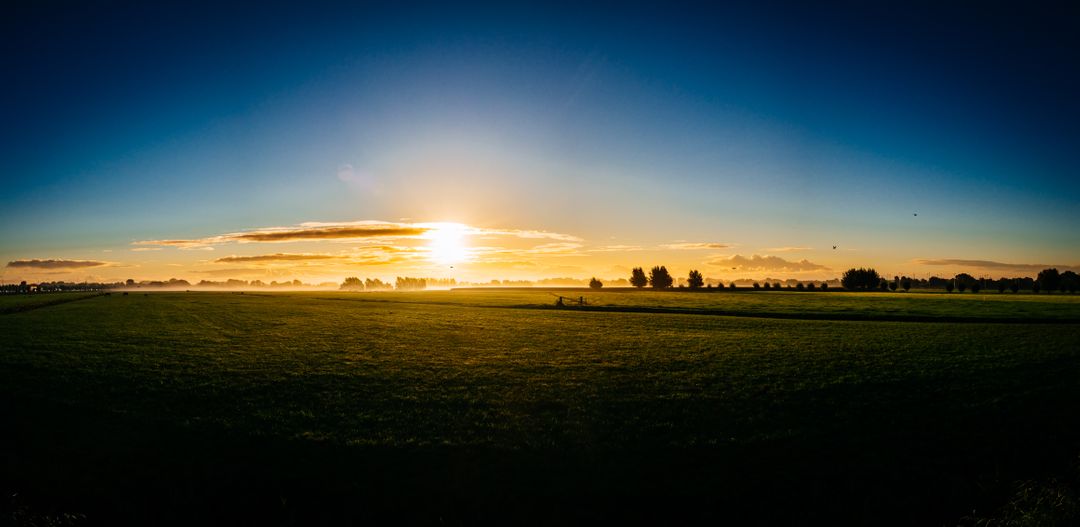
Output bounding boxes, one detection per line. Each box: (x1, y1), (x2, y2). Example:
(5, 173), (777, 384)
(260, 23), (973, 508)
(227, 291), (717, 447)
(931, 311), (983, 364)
(3, 2), (1079, 284)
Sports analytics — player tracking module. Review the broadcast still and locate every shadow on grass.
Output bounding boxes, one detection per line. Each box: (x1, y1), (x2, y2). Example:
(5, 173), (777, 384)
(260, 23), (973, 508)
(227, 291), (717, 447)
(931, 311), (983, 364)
(4, 363), (1080, 527)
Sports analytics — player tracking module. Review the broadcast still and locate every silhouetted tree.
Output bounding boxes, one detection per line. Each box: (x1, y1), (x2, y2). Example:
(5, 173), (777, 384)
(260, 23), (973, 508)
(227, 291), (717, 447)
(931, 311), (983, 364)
(395, 277), (427, 291)
(970, 282), (981, 294)
(715, 282), (725, 289)
(340, 277), (364, 291)
(1032, 281), (1041, 294)
(649, 266), (673, 289)
(796, 282), (805, 291)
(630, 267), (648, 289)
(773, 282), (781, 290)
(687, 270), (704, 289)
(1010, 280), (1019, 293)
(997, 280), (1006, 293)
(589, 277), (603, 289)
(945, 281), (954, 293)
(820, 282), (829, 291)
(753, 282), (761, 290)
(1037, 268), (1061, 293)
(728, 282), (737, 290)
(841, 268), (881, 291)
(901, 278), (911, 292)
(762, 282), (770, 290)
(1063, 271), (1079, 293)
(888, 280), (898, 292)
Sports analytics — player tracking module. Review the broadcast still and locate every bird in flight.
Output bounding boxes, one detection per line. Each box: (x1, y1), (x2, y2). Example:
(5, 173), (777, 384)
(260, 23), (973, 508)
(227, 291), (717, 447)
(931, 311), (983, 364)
(913, 213), (918, 216)
(832, 245), (838, 250)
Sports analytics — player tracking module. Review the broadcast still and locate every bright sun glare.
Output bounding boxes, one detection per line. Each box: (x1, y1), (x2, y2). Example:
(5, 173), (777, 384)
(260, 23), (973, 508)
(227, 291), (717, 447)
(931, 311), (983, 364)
(425, 223), (469, 265)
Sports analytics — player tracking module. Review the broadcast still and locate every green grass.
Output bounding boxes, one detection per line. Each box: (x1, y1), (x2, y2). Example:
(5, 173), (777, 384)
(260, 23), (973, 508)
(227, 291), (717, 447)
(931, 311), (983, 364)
(0, 292), (100, 314)
(2, 291), (1079, 525)
(346, 289), (1080, 321)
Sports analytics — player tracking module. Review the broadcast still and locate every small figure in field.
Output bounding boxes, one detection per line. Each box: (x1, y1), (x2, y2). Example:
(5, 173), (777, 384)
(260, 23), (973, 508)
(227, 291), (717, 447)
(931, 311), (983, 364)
(579, 296), (585, 305)
(555, 296), (564, 307)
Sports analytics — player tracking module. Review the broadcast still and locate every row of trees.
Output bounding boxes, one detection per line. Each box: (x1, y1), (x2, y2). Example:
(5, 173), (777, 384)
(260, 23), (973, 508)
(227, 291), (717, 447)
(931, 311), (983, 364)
(340, 277), (435, 291)
(841, 268), (1079, 293)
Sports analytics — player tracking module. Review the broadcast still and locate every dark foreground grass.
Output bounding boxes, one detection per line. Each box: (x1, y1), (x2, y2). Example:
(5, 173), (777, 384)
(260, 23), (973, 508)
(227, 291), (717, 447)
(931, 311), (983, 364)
(2, 291), (1080, 525)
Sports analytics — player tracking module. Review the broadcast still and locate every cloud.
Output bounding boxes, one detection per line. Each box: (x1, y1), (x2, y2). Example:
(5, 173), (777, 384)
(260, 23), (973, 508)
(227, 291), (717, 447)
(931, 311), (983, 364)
(706, 254), (829, 272)
(134, 221), (581, 248)
(337, 164), (355, 182)
(589, 245), (643, 252)
(135, 221), (429, 248)
(469, 227), (583, 242)
(191, 268), (271, 277)
(215, 253), (343, 263)
(130, 247), (162, 252)
(764, 246), (813, 253)
(914, 259), (1077, 272)
(661, 242), (733, 250)
(6, 259), (108, 270)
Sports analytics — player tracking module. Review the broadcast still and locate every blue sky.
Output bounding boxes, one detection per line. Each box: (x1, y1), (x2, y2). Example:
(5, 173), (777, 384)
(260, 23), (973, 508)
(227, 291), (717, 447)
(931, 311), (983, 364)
(3, 2), (1078, 283)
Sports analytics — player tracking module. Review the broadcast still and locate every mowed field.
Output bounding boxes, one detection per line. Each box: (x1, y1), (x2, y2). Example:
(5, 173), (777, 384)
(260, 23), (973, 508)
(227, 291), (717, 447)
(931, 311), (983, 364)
(2, 290), (1080, 525)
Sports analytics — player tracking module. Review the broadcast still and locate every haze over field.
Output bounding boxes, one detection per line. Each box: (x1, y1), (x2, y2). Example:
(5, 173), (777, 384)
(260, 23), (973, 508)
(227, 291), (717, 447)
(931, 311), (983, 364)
(3, 3), (1079, 284)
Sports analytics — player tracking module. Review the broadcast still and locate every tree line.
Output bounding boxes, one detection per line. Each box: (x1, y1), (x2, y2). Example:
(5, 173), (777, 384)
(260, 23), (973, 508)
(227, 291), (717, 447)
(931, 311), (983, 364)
(841, 268), (1079, 293)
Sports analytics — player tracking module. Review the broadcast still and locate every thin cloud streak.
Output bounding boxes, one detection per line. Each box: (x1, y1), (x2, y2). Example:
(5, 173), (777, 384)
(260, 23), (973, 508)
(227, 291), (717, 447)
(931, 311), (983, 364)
(662, 242), (733, 250)
(135, 221), (581, 248)
(914, 259), (1078, 272)
(6, 259), (109, 269)
(215, 253), (344, 263)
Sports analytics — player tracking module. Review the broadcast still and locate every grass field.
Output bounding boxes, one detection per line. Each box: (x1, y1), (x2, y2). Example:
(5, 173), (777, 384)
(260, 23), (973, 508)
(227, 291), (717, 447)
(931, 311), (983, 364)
(3, 290), (1080, 525)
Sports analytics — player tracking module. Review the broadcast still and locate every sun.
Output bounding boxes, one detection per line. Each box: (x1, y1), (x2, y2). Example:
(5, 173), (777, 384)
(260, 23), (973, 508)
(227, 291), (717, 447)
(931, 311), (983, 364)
(425, 223), (469, 265)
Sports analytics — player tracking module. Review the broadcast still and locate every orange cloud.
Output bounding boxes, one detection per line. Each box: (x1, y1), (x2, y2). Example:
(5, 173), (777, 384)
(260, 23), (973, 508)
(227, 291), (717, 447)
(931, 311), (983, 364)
(662, 242), (733, 250)
(134, 221), (581, 248)
(706, 254), (828, 272)
(214, 253), (344, 263)
(914, 259), (1078, 272)
(6, 259), (108, 269)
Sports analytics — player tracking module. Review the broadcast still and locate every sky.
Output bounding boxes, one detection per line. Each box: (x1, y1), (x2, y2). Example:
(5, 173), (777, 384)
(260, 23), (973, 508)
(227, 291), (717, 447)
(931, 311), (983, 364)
(3, 2), (1079, 285)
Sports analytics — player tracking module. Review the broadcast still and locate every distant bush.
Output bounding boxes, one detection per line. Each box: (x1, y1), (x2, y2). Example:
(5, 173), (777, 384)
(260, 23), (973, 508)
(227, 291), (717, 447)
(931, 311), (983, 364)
(1010, 281), (1019, 293)
(589, 277), (603, 289)
(820, 283), (829, 291)
(807, 282), (817, 291)
(901, 278), (911, 292)
(997, 280), (1006, 293)
(888, 281), (898, 292)
(879, 280), (888, 292)
(630, 267), (648, 288)
(970, 282), (981, 294)
(1032, 281), (1041, 294)
(339, 277), (364, 291)
(649, 266), (673, 289)
(762, 282), (770, 290)
(774, 282), (781, 290)
(1037, 268), (1061, 294)
(956, 280), (966, 293)
(796, 283), (805, 291)
(687, 270), (704, 289)
(753, 282), (760, 290)
(729, 283), (737, 290)
(715, 282), (725, 290)
(946, 282), (954, 293)
(841, 268), (881, 291)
